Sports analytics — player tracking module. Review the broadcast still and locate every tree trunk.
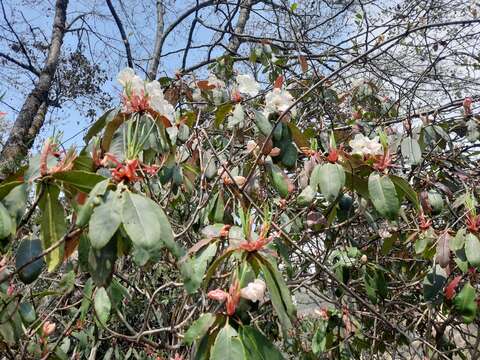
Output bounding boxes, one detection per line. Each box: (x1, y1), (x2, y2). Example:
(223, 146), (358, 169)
(0, 0), (69, 179)
(226, 0), (253, 54)
(147, 0), (165, 81)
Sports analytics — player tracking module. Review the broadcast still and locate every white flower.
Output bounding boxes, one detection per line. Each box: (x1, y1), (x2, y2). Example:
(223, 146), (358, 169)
(265, 88), (294, 114)
(117, 68), (135, 87)
(145, 80), (163, 97)
(207, 74), (225, 89)
(236, 74), (260, 97)
(349, 134), (383, 156)
(117, 68), (144, 94)
(240, 279), (266, 303)
(150, 94), (175, 121)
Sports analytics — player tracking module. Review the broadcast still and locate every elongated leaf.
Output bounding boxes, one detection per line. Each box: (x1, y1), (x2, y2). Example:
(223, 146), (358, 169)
(389, 175), (419, 211)
(254, 255), (295, 335)
(401, 137), (422, 165)
(423, 264), (447, 303)
(89, 190), (122, 249)
(454, 283), (477, 323)
(38, 185), (66, 271)
(94, 287), (111, 326)
(2, 183), (28, 226)
(316, 163), (345, 202)
(368, 173), (399, 220)
(254, 110), (272, 136)
(76, 179), (109, 227)
(210, 324), (245, 360)
(181, 243), (217, 294)
(0, 202), (12, 239)
(122, 192), (162, 251)
(89, 236), (117, 287)
(268, 164), (290, 198)
(215, 103), (233, 128)
(184, 313), (216, 345)
(53, 170), (106, 193)
(312, 320), (328, 355)
(0, 181), (23, 201)
(84, 107), (119, 144)
(239, 325), (284, 360)
(465, 233), (480, 267)
(436, 232), (451, 268)
(15, 238), (44, 284)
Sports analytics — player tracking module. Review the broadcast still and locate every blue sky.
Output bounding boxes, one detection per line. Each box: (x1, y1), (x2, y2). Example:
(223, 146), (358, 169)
(1, 0), (229, 150)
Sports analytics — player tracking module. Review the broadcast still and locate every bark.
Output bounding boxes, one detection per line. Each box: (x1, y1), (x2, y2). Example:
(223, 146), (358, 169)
(147, 0), (165, 81)
(226, 0), (254, 54)
(0, 0), (69, 178)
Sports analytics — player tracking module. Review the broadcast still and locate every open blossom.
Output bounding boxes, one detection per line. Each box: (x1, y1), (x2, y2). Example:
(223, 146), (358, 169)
(117, 68), (174, 121)
(117, 67), (144, 95)
(349, 134), (383, 156)
(265, 88), (294, 114)
(236, 74), (260, 97)
(240, 279), (266, 302)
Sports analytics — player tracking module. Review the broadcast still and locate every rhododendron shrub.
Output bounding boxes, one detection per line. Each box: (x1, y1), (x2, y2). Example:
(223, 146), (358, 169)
(0, 59), (480, 360)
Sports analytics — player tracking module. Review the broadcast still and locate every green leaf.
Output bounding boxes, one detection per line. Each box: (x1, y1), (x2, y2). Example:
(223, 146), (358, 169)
(423, 264), (447, 303)
(19, 302), (36, 324)
(122, 191), (183, 260)
(215, 103), (233, 128)
(368, 173), (400, 220)
(94, 287), (111, 326)
(76, 179), (109, 227)
(38, 184), (66, 271)
(89, 190), (122, 249)
(254, 255), (295, 335)
(80, 278), (94, 321)
(297, 185), (315, 206)
(2, 183), (28, 226)
(184, 313), (216, 345)
(465, 233), (480, 267)
(254, 111), (272, 136)
(454, 283), (477, 323)
(122, 192), (163, 251)
(0, 181), (23, 201)
(88, 236), (117, 287)
(312, 320), (328, 354)
(389, 175), (419, 211)
(239, 325), (284, 359)
(364, 266), (387, 304)
(315, 163), (345, 202)
(268, 164), (289, 198)
(0, 202), (13, 239)
(58, 270), (75, 293)
(181, 243), (217, 294)
(210, 324), (245, 360)
(52, 170), (107, 193)
(15, 238), (45, 284)
(450, 228), (466, 252)
(84, 108), (119, 144)
(401, 137), (422, 165)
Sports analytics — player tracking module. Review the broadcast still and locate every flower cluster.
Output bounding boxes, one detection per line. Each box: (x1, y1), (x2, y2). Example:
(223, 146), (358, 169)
(348, 133), (383, 157)
(208, 279), (267, 316)
(117, 68), (174, 121)
(236, 74), (260, 97)
(101, 153), (159, 183)
(264, 88), (294, 114)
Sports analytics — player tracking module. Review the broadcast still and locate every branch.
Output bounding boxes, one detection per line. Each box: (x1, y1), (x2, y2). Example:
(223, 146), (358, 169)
(105, 0), (134, 68)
